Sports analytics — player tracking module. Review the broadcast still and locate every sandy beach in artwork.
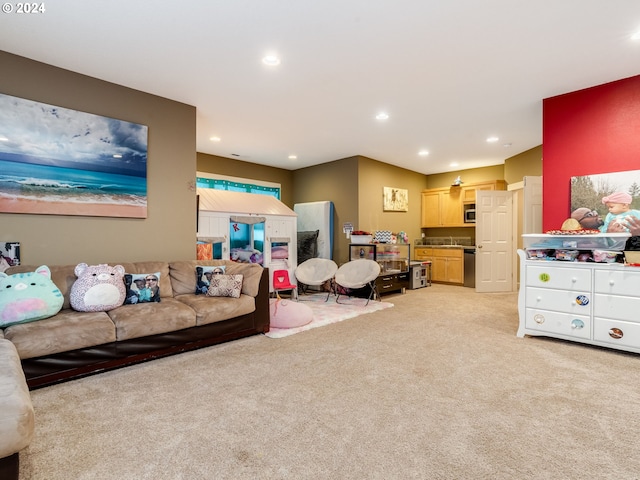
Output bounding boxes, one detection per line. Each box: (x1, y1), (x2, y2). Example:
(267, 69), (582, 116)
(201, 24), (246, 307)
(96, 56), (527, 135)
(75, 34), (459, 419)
(0, 196), (146, 218)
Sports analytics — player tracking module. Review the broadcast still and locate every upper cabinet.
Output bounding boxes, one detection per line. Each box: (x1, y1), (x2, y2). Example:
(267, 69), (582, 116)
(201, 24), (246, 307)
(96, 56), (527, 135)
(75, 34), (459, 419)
(461, 180), (506, 205)
(421, 180), (506, 228)
(421, 188), (462, 227)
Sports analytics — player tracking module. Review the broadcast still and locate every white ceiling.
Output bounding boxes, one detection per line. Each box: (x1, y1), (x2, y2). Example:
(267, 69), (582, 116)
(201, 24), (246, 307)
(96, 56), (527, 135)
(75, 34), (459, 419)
(1, 0), (640, 175)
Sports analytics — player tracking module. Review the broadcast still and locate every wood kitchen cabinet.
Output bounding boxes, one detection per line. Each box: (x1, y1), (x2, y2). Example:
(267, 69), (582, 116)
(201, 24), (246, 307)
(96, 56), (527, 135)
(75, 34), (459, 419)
(421, 188), (462, 227)
(414, 247), (463, 285)
(461, 180), (507, 204)
(422, 180), (506, 228)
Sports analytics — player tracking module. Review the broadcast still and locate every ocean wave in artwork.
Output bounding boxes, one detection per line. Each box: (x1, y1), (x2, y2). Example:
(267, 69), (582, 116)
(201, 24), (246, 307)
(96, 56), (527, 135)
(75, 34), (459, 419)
(0, 190), (147, 207)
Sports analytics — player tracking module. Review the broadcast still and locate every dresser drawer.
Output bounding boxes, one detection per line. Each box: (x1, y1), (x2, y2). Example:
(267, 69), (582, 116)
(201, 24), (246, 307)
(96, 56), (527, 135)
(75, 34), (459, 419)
(526, 265), (591, 291)
(376, 272), (408, 294)
(526, 287), (592, 315)
(593, 318), (640, 350)
(594, 269), (640, 296)
(593, 293), (640, 323)
(525, 308), (591, 339)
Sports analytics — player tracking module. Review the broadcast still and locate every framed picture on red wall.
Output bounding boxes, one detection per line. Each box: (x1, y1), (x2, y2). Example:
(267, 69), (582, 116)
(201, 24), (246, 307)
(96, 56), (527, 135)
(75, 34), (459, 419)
(571, 170), (640, 232)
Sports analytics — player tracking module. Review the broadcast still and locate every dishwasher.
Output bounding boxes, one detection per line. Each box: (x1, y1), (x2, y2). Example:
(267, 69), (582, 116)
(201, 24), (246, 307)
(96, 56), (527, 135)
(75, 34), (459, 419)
(463, 247), (476, 288)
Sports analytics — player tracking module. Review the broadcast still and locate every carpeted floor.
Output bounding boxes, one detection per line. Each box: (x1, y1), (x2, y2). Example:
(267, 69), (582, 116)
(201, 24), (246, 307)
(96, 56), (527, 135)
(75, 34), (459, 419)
(18, 284), (640, 479)
(265, 292), (394, 338)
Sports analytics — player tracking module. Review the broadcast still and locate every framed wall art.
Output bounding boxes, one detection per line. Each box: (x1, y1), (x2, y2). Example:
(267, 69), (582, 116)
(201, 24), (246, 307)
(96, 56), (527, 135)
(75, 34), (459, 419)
(0, 93), (148, 218)
(383, 186), (408, 212)
(571, 169), (640, 232)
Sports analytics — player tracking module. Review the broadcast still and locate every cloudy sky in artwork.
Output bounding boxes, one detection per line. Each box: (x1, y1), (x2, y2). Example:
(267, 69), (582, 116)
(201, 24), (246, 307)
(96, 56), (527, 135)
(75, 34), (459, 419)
(0, 93), (147, 175)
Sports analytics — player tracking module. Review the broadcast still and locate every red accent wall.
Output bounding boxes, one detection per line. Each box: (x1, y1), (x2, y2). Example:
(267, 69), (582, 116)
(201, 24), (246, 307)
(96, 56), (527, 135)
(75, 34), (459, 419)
(542, 74), (640, 230)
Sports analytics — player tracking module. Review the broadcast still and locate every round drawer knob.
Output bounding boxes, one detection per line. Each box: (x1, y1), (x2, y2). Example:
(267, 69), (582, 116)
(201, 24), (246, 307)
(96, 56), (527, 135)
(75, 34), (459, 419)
(609, 328), (624, 339)
(571, 277), (577, 283)
(571, 319), (584, 330)
(609, 280), (615, 286)
(534, 314), (545, 324)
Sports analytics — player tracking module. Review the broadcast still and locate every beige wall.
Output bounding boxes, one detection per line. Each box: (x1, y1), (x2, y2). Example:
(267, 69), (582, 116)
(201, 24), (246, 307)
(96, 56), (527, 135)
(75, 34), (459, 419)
(426, 165), (506, 189)
(0, 52), (197, 265)
(357, 157), (427, 262)
(504, 145), (543, 185)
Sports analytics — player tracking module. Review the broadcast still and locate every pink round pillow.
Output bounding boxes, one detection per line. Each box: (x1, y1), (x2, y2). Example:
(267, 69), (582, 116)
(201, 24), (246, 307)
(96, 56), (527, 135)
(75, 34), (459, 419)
(269, 298), (313, 329)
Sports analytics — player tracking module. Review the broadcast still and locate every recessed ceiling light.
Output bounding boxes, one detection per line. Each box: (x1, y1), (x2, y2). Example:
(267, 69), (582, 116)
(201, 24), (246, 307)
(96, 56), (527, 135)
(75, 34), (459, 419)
(288, 155), (297, 160)
(450, 162), (459, 167)
(210, 136), (221, 142)
(375, 112), (389, 120)
(418, 150), (429, 156)
(486, 136), (499, 143)
(0, 137), (8, 142)
(262, 55), (281, 66)
(113, 154), (122, 158)
(631, 30), (640, 40)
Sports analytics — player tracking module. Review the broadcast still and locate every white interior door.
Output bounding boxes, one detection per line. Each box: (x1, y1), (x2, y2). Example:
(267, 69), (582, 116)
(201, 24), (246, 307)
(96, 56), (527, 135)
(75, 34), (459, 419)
(476, 190), (514, 293)
(523, 176), (543, 234)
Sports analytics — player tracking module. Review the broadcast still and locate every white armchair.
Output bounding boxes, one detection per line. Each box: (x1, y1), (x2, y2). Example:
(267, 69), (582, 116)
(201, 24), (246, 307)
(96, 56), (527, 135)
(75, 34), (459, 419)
(334, 259), (381, 305)
(294, 258), (338, 301)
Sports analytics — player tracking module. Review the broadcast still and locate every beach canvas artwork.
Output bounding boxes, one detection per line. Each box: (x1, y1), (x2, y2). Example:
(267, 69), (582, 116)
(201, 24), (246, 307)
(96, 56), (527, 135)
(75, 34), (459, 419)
(0, 93), (148, 218)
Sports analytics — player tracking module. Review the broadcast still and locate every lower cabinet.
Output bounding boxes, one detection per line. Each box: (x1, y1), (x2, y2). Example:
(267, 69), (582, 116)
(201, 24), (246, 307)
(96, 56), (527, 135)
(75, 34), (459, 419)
(376, 271), (410, 295)
(517, 250), (640, 354)
(414, 247), (463, 285)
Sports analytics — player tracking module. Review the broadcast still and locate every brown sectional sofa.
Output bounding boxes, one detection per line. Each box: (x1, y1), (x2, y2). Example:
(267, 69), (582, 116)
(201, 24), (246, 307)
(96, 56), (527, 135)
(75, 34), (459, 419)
(0, 260), (270, 479)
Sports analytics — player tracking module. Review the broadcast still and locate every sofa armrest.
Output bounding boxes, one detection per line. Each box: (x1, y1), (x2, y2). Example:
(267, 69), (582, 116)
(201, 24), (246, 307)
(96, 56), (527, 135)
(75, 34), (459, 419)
(0, 339), (34, 461)
(254, 268), (270, 333)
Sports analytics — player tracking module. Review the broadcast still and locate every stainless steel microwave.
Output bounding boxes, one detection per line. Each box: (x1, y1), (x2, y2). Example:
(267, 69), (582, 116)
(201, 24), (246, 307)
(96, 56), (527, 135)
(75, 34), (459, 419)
(464, 209), (476, 223)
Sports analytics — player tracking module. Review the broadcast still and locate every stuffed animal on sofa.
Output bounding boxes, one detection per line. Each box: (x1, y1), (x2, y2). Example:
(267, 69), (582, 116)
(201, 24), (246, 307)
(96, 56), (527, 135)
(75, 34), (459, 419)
(70, 263), (126, 312)
(0, 265), (64, 327)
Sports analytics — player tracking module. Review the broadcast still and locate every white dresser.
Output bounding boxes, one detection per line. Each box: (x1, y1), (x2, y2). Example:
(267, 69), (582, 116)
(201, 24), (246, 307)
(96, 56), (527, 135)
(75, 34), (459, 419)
(517, 246), (640, 354)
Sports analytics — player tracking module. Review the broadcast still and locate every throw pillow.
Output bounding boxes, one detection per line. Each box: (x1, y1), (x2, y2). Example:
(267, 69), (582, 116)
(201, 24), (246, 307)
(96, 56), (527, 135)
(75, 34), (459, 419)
(124, 272), (161, 304)
(0, 265), (64, 327)
(297, 230), (319, 264)
(70, 263), (126, 312)
(195, 265), (226, 294)
(206, 274), (243, 298)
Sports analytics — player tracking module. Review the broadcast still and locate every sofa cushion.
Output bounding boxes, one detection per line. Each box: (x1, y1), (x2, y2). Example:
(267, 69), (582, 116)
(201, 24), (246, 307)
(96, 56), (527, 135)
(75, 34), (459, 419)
(195, 265), (226, 295)
(3, 309), (116, 360)
(118, 262), (172, 299)
(0, 265), (64, 328)
(206, 274), (243, 298)
(107, 297), (196, 341)
(174, 293), (255, 326)
(123, 272), (161, 304)
(6, 264), (78, 310)
(0, 339), (34, 458)
(70, 263), (126, 312)
(170, 261), (262, 297)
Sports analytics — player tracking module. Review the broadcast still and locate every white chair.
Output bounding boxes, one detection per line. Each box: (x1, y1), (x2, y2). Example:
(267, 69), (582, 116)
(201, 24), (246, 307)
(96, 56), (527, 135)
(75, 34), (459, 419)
(334, 259), (381, 305)
(295, 258), (338, 301)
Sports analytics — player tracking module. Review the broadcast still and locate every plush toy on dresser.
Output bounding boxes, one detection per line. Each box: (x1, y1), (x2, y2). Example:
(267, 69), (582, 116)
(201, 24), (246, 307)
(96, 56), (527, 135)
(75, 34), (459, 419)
(70, 263), (126, 312)
(0, 265), (64, 327)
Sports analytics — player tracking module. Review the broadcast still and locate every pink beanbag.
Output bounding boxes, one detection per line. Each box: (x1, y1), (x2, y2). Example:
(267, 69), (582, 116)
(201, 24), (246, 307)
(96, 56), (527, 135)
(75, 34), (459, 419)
(269, 298), (313, 329)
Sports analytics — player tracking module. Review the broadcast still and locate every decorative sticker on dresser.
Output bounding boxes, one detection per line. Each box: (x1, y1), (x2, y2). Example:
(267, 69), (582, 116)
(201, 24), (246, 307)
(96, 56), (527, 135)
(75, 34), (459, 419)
(609, 328), (624, 339)
(576, 295), (590, 306)
(539, 273), (550, 282)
